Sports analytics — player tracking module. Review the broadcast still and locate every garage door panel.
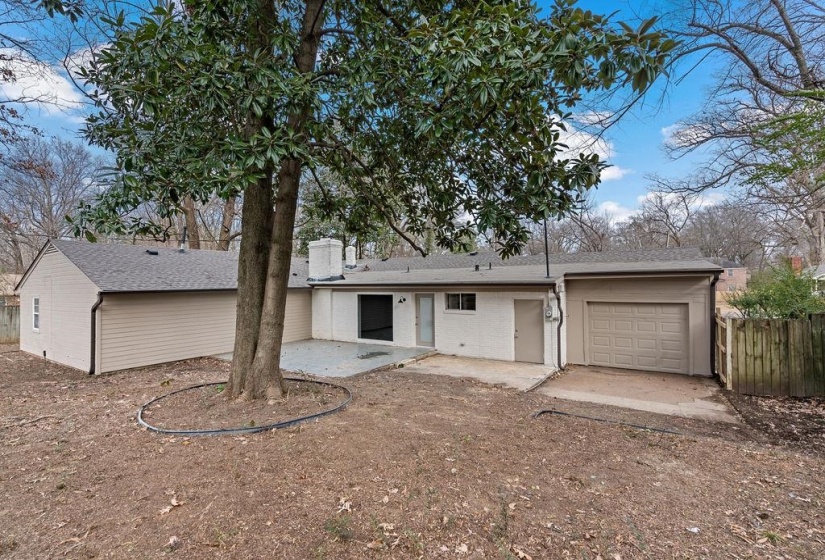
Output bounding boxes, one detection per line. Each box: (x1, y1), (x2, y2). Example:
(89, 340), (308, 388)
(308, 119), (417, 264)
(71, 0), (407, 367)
(637, 356), (658, 368)
(614, 354), (634, 367)
(592, 319), (610, 331)
(590, 303), (611, 314)
(613, 320), (633, 332)
(660, 322), (684, 334)
(637, 321), (656, 332)
(587, 302), (689, 374)
(661, 340), (684, 352)
(592, 335), (610, 347)
(637, 338), (657, 350)
(614, 337), (632, 348)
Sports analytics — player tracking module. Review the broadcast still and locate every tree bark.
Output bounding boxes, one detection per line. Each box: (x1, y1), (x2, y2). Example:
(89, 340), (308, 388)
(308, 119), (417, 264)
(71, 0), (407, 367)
(182, 196), (201, 249)
(244, 0), (325, 400)
(217, 195), (236, 251)
(225, 0), (279, 399)
(226, 174), (274, 398)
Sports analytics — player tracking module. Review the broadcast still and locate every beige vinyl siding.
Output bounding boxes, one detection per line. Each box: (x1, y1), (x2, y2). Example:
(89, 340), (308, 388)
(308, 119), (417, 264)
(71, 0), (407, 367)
(18, 248), (99, 371)
(565, 276), (712, 376)
(99, 289), (312, 373)
(99, 291), (235, 372)
(283, 290), (312, 343)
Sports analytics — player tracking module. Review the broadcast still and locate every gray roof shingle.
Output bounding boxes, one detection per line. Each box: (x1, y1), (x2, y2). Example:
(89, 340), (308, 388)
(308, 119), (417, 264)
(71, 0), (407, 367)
(351, 246), (706, 272)
(49, 239), (310, 292)
(41, 240), (718, 293)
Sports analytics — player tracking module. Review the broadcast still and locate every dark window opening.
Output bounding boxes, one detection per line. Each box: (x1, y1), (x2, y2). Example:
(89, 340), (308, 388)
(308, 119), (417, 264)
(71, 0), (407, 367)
(359, 295), (393, 341)
(446, 293), (476, 311)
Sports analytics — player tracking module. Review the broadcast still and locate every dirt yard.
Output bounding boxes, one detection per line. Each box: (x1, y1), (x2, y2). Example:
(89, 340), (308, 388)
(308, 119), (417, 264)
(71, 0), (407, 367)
(1, 349), (823, 559)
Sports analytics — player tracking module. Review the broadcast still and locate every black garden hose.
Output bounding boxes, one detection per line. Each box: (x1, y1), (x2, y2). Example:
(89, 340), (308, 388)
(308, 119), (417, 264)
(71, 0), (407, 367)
(137, 377), (352, 437)
(532, 408), (682, 435)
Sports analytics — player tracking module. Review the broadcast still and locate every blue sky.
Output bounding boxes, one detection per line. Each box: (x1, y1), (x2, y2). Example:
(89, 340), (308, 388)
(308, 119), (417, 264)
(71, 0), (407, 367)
(4, 0), (719, 221)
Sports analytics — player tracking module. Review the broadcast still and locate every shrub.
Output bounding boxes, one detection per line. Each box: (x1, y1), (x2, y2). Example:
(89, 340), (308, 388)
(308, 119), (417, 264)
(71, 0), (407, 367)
(728, 260), (825, 319)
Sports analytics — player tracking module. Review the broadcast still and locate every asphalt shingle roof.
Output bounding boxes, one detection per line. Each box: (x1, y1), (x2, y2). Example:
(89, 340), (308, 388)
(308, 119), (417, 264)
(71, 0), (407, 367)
(49, 239), (310, 292)
(41, 240), (718, 293)
(311, 257), (721, 287)
(352, 246), (706, 272)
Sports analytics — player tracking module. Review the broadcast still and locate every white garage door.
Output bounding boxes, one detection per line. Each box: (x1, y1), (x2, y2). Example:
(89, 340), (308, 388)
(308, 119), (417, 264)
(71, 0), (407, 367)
(587, 302), (689, 374)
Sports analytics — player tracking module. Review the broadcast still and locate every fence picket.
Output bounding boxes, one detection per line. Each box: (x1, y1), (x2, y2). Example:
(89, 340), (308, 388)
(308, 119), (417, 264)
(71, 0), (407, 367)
(718, 314), (825, 398)
(0, 306), (20, 344)
(812, 314), (825, 397)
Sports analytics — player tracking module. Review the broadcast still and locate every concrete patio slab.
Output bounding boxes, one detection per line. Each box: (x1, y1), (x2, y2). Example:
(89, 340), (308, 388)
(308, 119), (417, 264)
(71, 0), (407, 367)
(215, 340), (433, 378)
(537, 365), (739, 423)
(400, 355), (557, 391)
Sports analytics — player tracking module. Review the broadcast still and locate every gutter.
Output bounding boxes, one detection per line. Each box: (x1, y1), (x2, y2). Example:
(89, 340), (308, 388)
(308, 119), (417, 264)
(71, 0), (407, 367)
(709, 272), (720, 378)
(89, 293), (103, 375)
(553, 284), (564, 369)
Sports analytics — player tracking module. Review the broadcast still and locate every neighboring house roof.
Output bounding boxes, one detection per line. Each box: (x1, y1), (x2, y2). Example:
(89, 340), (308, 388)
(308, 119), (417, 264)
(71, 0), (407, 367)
(313, 248), (720, 287)
(17, 239), (311, 293)
(808, 264), (825, 279)
(708, 257), (745, 269)
(1, 274), (22, 295)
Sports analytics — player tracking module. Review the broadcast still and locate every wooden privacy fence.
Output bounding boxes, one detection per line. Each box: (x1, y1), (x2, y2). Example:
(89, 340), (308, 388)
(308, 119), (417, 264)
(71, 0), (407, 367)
(716, 313), (825, 397)
(0, 305), (20, 344)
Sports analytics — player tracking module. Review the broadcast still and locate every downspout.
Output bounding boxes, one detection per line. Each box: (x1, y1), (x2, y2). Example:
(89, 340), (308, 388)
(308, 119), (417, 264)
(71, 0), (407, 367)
(553, 284), (564, 369)
(89, 293), (103, 375)
(709, 272), (720, 377)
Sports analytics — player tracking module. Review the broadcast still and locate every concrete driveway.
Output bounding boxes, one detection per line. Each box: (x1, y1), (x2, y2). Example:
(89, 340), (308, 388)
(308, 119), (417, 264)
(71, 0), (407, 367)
(537, 365), (739, 423)
(402, 356), (739, 423)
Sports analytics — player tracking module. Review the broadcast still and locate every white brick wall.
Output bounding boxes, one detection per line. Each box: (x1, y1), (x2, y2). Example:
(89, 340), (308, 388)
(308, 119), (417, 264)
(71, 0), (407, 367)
(434, 291), (554, 363)
(313, 287), (561, 365)
(312, 288), (333, 340)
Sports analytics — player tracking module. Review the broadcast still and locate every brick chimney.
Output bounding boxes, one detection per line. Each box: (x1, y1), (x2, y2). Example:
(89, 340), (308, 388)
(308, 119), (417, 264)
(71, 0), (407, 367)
(790, 255), (803, 273)
(345, 246), (357, 269)
(308, 239), (344, 281)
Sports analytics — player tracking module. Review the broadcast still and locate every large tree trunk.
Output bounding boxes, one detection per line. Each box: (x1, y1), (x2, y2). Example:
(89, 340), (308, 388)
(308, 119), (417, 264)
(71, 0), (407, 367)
(244, 0), (325, 400)
(181, 196), (201, 249)
(226, 175), (274, 398)
(217, 195), (236, 251)
(225, 0), (279, 399)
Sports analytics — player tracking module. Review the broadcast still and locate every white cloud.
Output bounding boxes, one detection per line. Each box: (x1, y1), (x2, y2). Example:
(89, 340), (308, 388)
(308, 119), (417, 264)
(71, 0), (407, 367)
(63, 45), (103, 78)
(558, 127), (614, 160)
(600, 166), (631, 182)
(597, 201), (636, 223)
(0, 48), (84, 114)
(637, 190), (728, 210)
(570, 111), (614, 126)
(693, 192), (726, 208)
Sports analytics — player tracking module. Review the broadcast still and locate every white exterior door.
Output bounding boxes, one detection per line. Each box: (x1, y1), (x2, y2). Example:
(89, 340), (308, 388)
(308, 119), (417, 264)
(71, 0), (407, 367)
(416, 294), (434, 347)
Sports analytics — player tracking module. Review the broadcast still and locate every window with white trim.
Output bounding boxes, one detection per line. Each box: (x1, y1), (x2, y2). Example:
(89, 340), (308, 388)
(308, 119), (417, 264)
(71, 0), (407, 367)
(445, 293), (476, 311)
(32, 297), (40, 331)
(727, 269), (734, 277)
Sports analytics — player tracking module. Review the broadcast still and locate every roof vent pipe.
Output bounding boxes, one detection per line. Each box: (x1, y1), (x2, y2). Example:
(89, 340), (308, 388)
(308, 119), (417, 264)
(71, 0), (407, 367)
(179, 226), (187, 253)
(345, 246), (357, 269)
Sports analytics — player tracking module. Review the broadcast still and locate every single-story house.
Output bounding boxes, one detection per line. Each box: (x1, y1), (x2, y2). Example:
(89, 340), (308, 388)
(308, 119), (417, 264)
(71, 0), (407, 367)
(0, 273), (21, 306)
(16, 238), (722, 377)
(710, 258), (749, 292)
(310, 239), (721, 376)
(809, 264), (825, 294)
(15, 240), (311, 374)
